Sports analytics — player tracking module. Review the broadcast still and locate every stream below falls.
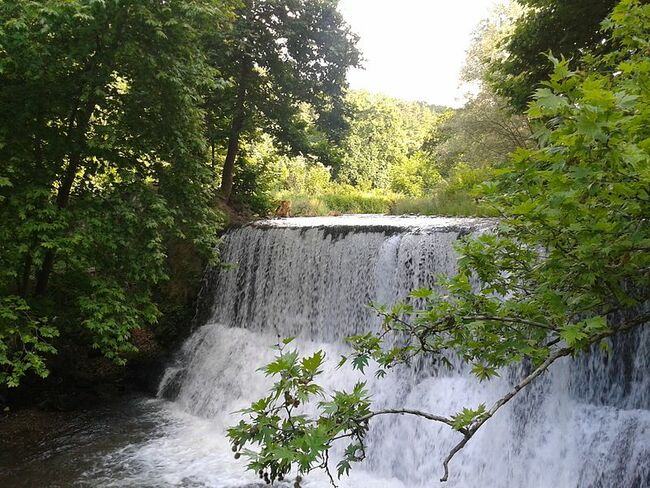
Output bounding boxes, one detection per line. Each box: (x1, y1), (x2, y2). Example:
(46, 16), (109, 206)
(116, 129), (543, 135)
(1, 216), (648, 488)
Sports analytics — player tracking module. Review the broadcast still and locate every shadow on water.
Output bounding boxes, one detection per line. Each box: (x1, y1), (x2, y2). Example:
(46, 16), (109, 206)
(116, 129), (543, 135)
(0, 397), (166, 488)
(0, 396), (283, 488)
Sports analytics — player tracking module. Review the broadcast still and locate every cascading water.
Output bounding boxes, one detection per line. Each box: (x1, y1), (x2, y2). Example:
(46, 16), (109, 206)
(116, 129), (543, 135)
(152, 215), (650, 488)
(6, 216), (643, 488)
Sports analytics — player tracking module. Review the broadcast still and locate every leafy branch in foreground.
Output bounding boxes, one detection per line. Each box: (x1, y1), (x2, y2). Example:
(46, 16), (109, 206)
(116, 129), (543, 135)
(227, 338), (372, 487)
(229, 1), (649, 484)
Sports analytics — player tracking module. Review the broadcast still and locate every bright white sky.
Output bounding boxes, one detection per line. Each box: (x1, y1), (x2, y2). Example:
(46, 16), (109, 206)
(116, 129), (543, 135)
(339, 0), (501, 108)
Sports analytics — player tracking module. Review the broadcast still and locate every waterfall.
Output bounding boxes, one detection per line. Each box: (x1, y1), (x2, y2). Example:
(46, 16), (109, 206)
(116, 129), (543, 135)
(158, 216), (650, 488)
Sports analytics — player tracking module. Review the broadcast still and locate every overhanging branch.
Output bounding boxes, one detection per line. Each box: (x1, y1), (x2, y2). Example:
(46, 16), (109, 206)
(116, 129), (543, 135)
(461, 315), (557, 331)
(357, 311), (649, 483)
(359, 408), (464, 434)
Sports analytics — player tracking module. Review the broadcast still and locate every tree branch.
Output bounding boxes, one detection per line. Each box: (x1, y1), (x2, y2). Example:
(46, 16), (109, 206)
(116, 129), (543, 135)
(438, 311), (650, 481)
(461, 315), (557, 331)
(357, 311), (649, 483)
(358, 409), (464, 434)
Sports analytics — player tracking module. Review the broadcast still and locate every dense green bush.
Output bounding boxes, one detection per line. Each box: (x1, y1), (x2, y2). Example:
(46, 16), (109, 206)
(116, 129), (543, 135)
(231, 153), (280, 216)
(0, 0), (227, 387)
(389, 152), (444, 197)
(390, 164), (497, 216)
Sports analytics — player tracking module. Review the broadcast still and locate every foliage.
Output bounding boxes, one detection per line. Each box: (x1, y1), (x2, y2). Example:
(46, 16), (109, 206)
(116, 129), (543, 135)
(207, 0), (361, 200)
(0, 296), (58, 387)
(229, 1), (650, 483)
(228, 132), (338, 216)
(428, 91), (532, 175)
(231, 90), (462, 214)
(281, 160), (333, 197)
(426, 2), (531, 176)
(461, 1), (524, 86)
(0, 0), (229, 386)
(489, 0), (618, 111)
(230, 140), (284, 216)
(228, 338), (372, 486)
(337, 91), (443, 189)
(320, 191), (395, 215)
(237, 91), (451, 215)
(278, 187), (397, 217)
(388, 151), (443, 197)
(391, 165), (499, 217)
(276, 165), (496, 218)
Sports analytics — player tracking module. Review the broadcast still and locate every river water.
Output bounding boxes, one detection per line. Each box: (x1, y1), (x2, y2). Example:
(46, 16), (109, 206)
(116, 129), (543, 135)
(2, 216), (648, 487)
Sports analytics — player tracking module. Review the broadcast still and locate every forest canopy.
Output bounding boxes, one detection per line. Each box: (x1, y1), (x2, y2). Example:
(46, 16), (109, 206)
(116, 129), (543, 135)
(0, 0), (361, 387)
(0, 0), (235, 386)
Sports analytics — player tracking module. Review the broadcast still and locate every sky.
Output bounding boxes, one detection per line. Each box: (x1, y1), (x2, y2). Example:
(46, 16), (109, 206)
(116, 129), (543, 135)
(339, 0), (501, 108)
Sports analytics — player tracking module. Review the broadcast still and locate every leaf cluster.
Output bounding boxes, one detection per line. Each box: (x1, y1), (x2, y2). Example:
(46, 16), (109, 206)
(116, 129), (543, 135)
(227, 339), (371, 487)
(0, 0), (230, 386)
(488, 0), (618, 111)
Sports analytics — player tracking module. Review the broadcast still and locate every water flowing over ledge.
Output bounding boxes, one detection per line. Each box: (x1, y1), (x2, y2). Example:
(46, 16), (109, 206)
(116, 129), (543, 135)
(249, 215), (497, 232)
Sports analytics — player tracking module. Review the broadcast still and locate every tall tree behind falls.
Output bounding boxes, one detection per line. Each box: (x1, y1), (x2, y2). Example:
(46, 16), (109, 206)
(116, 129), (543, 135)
(204, 0), (361, 201)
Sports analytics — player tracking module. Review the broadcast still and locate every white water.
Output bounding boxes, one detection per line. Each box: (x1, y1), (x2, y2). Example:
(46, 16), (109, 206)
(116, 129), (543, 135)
(129, 216), (648, 487)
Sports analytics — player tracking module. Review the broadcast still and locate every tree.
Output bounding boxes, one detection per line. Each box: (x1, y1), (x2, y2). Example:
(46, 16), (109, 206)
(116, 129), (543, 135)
(489, 0), (619, 111)
(338, 91), (443, 189)
(388, 151), (443, 197)
(338, 92), (410, 189)
(206, 0), (361, 201)
(425, 1), (531, 177)
(427, 90), (532, 176)
(0, 0), (230, 386)
(227, 1), (650, 484)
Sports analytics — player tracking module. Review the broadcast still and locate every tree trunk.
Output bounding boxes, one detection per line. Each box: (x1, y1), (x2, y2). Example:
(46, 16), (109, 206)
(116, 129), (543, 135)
(33, 18), (126, 296)
(211, 139), (216, 171)
(34, 152), (83, 295)
(34, 96), (97, 296)
(219, 60), (251, 202)
(19, 250), (34, 297)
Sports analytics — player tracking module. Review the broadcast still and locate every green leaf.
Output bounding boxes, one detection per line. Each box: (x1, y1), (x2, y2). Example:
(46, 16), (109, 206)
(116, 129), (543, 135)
(533, 88), (570, 112)
(352, 355), (369, 373)
(302, 350), (324, 375)
(410, 288), (433, 299)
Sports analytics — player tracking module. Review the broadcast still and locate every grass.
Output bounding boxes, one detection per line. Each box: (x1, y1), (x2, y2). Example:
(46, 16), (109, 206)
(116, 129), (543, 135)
(390, 189), (499, 217)
(276, 190), (396, 216)
(275, 187), (498, 218)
